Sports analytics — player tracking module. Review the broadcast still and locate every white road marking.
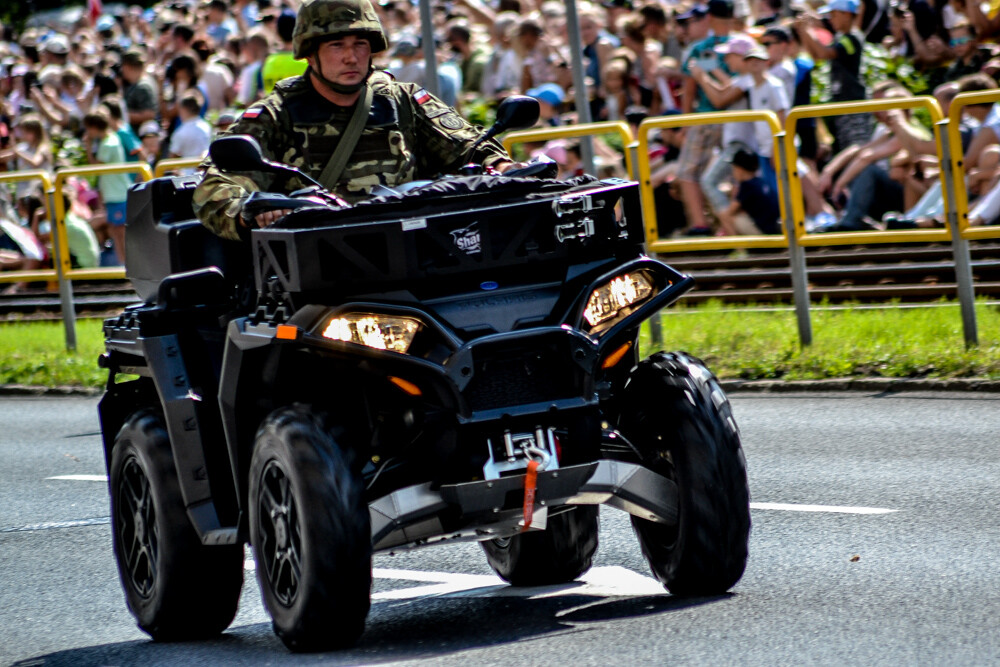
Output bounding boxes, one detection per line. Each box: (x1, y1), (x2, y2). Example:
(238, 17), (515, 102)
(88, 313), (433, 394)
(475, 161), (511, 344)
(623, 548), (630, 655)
(751, 502), (897, 514)
(47, 474), (108, 482)
(241, 563), (666, 600)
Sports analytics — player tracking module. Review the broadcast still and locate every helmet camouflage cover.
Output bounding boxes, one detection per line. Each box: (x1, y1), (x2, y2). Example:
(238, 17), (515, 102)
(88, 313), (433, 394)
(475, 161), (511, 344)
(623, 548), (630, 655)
(293, 0), (389, 59)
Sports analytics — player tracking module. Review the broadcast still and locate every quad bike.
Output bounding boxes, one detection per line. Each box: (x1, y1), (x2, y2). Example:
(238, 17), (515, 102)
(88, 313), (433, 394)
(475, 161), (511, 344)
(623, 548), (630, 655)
(98, 97), (750, 652)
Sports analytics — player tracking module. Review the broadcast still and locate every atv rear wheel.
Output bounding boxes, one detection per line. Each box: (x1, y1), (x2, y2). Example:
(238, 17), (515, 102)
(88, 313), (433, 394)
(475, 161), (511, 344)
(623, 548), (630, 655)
(481, 505), (598, 586)
(249, 406), (371, 652)
(614, 351), (750, 595)
(109, 409), (244, 640)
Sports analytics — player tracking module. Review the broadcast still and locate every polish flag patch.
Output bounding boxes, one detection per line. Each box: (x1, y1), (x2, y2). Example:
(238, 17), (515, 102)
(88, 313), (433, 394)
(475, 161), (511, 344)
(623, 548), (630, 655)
(414, 89), (431, 105)
(242, 107), (262, 119)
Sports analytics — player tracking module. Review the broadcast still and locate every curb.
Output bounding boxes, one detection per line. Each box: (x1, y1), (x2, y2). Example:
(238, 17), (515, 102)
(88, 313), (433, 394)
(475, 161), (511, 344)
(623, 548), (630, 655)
(719, 378), (1000, 393)
(2, 379), (1000, 397)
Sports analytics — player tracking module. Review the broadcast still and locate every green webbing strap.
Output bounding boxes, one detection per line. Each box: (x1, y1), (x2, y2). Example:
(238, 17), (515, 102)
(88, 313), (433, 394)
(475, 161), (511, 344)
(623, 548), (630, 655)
(319, 83), (373, 190)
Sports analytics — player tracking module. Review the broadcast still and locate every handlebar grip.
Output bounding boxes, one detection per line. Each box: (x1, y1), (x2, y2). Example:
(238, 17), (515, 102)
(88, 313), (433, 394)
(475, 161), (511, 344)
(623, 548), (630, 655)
(241, 192), (313, 222)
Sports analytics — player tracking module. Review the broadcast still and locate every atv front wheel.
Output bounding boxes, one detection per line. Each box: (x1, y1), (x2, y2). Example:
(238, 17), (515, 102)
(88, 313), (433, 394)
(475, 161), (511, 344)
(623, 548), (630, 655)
(109, 409), (243, 640)
(249, 406), (371, 652)
(481, 505), (598, 586)
(614, 351), (750, 595)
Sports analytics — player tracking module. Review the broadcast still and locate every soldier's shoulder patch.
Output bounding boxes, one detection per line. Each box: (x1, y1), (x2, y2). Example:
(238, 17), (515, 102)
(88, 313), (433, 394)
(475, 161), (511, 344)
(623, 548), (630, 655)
(439, 113), (464, 130)
(414, 88), (432, 105)
(242, 107), (263, 120)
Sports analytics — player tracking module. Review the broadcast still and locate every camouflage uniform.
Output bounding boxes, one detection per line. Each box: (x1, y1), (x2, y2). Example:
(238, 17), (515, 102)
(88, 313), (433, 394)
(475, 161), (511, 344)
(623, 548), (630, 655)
(193, 71), (512, 240)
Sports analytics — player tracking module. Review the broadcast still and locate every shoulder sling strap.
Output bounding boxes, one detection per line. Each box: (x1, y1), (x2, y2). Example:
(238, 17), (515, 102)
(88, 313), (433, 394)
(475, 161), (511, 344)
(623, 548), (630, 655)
(319, 83), (373, 189)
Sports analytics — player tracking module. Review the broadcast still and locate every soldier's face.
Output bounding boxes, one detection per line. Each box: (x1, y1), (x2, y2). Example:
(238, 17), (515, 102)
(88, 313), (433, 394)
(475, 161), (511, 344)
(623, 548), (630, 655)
(309, 35), (373, 87)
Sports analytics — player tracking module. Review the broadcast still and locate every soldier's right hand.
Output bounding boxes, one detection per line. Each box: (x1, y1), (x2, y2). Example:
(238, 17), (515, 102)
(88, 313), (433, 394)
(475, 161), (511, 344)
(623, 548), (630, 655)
(246, 209), (293, 228)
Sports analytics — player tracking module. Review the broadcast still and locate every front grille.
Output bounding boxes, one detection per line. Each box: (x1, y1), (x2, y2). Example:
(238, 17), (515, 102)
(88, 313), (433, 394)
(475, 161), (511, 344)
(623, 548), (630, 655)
(463, 349), (581, 412)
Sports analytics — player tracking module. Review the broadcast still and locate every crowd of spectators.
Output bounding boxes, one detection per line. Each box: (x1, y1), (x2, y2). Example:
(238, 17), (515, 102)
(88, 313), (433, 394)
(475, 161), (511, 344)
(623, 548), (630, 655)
(3, 0), (1000, 279)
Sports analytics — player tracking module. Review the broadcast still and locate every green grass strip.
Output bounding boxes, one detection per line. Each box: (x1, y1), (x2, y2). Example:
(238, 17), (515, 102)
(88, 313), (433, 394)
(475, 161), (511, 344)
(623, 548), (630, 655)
(1, 300), (999, 389)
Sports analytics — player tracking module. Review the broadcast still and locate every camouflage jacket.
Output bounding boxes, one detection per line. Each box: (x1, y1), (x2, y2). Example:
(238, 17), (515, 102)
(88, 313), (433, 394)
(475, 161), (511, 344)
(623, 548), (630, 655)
(193, 70), (512, 240)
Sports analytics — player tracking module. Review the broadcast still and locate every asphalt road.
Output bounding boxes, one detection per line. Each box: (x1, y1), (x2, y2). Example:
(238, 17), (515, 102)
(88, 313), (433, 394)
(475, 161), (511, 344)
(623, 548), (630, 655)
(2, 392), (999, 666)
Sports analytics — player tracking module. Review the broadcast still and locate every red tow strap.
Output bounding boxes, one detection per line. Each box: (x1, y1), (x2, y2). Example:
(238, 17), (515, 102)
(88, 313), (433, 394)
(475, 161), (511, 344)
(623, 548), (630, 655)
(521, 459), (540, 532)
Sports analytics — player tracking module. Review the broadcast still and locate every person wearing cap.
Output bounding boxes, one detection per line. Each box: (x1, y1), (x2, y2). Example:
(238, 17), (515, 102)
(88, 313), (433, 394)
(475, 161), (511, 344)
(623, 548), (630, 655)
(688, 34), (784, 221)
(526, 82), (565, 126)
(760, 26), (797, 103)
(262, 9), (309, 93)
(138, 120), (164, 165)
(675, 5), (710, 52)
(193, 0), (518, 240)
(677, 0), (736, 234)
(718, 147), (781, 235)
(120, 49), (159, 132)
(795, 0), (871, 153)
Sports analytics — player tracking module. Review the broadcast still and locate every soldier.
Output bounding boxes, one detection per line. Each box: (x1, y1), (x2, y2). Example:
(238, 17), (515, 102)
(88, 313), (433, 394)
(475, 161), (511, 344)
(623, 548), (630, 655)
(193, 0), (517, 240)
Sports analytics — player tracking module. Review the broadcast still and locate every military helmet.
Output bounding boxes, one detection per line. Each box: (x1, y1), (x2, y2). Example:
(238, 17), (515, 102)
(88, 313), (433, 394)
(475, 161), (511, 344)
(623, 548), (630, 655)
(292, 0), (389, 59)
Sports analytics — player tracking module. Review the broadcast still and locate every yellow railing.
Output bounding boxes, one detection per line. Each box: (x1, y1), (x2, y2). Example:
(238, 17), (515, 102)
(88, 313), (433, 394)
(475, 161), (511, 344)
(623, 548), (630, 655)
(783, 97), (951, 247)
(636, 110), (790, 253)
(154, 157), (204, 178)
(0, 170), (56, 284)
(503, 121), (637, 179)
(946, 89), (1000, 241)
(51, 163), (154, 280)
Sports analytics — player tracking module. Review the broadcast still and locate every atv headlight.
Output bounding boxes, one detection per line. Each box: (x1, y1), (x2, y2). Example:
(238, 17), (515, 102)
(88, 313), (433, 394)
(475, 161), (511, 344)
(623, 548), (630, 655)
(321, 313), (421, 354)
(582, 272), (655, 333)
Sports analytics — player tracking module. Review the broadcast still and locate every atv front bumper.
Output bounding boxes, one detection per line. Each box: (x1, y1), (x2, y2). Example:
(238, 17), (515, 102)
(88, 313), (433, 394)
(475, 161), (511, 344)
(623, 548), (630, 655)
(369, 460), (677, 552)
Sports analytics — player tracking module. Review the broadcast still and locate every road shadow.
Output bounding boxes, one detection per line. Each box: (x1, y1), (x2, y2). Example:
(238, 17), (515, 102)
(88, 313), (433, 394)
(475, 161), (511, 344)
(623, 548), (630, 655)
(15, 590), (732, 666)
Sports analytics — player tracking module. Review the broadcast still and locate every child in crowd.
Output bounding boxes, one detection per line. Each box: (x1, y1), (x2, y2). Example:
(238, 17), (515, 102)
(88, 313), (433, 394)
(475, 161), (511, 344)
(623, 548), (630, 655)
(0, 114), (53, 200)
(83, 111), (132, 265)
(719, 148), (781, 235)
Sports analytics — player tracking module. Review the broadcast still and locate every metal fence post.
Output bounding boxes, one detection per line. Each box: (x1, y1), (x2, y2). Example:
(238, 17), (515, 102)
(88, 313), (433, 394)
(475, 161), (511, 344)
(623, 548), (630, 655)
(777, 135), (812, 346)
(937, 120), (978, 347)
(629, 140), (664, 347)
(48, 185), (78, 351)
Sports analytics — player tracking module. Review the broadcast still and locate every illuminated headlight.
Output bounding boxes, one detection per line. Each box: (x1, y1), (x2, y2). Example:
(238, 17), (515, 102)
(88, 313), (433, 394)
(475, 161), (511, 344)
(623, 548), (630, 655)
(321, 313), (421, 354)
(583, 272), (655, 332)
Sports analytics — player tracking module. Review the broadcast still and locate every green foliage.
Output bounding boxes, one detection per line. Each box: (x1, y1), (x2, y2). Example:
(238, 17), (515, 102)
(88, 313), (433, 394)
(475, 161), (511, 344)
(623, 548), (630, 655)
(641, 300), (1000, 381)
(811, 43), (931, 104)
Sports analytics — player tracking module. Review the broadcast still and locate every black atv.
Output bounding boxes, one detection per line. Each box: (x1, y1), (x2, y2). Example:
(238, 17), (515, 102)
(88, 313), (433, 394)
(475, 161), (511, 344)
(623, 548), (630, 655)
(98, 97), (750, 652)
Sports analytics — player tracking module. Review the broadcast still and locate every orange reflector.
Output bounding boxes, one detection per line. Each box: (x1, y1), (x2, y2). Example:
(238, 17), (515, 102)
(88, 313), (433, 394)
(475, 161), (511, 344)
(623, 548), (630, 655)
(275, 324), (298, 340)
(601, 341), (633, 369)
(389, 376), (422, 396)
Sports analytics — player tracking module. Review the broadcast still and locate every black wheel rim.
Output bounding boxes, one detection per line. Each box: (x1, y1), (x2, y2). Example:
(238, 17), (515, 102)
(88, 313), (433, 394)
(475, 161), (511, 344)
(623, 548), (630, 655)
(117, 454), (158, 599)
(257, 460), (303, 607)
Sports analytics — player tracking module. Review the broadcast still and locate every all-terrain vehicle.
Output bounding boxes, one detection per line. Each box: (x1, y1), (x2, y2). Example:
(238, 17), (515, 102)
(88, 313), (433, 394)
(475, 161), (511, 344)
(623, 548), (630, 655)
(98, 97), (750, 652)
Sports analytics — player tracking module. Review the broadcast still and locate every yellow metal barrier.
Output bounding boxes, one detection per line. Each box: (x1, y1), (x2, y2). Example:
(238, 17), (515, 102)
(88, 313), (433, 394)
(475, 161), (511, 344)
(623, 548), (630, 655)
(52, 163), (154, 280)
(946, 89), (1000, 241)
(783, 97), (951, 247)
(155, 157), (204, 178)
(635, 110), (789, 252)
(502, 121), (636, 179)
(0, 170), (55, 284)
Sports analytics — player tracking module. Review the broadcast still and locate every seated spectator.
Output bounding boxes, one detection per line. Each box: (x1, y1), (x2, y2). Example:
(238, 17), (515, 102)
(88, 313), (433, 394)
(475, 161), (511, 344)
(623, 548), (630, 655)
(718, 148), (781, 235)
(943, 19), (989, 82)
(516, 17), (555, 91)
